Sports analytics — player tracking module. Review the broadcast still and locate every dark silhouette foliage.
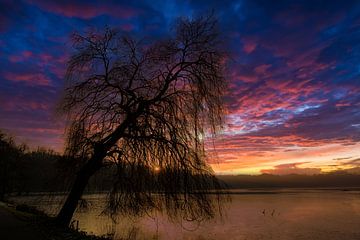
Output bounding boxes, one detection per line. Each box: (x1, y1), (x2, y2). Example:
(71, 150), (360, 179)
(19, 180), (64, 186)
(0, 131), (64, 199)
(56, 14), (228, 226)
(0, 131), (22, 200)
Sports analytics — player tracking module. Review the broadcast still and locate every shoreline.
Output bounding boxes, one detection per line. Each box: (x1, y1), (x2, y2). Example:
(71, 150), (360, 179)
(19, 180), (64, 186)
(7, 187), (360, 198)
(0, 201), (112, 240)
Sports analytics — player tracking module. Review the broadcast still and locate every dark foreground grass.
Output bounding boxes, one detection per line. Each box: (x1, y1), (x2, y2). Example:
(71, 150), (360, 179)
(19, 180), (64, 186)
(1, 201), (113, 240)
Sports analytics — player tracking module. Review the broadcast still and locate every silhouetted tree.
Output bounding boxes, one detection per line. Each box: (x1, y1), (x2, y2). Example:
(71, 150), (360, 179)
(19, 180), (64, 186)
(0, 131), (65, 197)
(0, 131), (19, 200)
(56, 15), (228, 226)
(20, 148), (64, 193)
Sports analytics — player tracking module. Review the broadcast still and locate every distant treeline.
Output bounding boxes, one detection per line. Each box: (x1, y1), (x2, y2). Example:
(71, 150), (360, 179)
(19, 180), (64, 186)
(0, 131), (116, 199)
(1, 131), (360, 200)
(218, 174), (360, 189)
(0, 131), (63, 199)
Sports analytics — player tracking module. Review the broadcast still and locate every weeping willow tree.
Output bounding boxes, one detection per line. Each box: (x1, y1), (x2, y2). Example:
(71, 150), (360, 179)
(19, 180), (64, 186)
(56, 14), (228, 226)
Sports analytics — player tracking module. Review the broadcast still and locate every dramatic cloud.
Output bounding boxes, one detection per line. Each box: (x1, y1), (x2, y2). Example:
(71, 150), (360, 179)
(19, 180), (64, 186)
(1, 0), (360, 174)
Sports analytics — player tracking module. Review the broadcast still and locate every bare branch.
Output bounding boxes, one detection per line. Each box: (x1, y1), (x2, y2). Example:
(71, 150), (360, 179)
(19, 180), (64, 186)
(57, 14), (229, 225)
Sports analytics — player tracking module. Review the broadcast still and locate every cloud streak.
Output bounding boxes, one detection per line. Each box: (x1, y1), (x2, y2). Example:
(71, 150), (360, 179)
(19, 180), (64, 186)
(1, 0), (360, 174)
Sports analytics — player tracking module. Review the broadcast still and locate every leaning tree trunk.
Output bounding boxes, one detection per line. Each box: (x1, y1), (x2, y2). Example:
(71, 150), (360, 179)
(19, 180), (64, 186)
(55, 155), (103, 226)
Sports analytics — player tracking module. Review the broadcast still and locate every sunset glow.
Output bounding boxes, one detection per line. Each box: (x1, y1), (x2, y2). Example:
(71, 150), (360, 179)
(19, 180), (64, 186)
(1, 0), (359, 175)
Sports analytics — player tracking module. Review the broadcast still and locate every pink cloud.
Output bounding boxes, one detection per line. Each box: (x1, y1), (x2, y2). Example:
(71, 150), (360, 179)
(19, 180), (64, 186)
(254, 64), (271, 75)
(243, 40), (257, 54)
(27, 0), (140, 19)
(335, 101), (351, 108)
(38, 53), (53, 62)
(0, 98), (49, 111)
(38, 53), (67, 79)
(4, 72), (51, 86)
(9, 50), (33, 62)
(206, 132), (359, 170)
(233, 73), (258, 83)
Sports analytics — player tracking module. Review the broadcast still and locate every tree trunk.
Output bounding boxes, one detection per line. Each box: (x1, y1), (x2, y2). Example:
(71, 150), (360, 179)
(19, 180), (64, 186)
(55, 157), (102, 226)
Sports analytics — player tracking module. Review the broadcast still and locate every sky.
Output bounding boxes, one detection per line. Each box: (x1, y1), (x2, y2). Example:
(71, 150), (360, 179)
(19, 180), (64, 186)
(0, 0), (360, 175)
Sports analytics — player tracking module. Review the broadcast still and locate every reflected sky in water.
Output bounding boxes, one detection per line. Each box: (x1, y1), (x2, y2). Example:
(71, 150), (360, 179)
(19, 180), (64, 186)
(12, 190), (360, 240)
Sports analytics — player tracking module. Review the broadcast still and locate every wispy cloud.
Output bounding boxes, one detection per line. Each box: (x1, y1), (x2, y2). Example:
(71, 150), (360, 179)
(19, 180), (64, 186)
(1, 0), (360, 174)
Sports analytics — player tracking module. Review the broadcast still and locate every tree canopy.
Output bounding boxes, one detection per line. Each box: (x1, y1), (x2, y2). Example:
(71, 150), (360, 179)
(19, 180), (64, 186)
(57, 14), (228, 225)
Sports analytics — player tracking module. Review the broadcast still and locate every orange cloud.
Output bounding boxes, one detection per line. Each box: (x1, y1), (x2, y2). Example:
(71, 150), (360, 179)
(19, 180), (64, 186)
(260, 162), (322, 175)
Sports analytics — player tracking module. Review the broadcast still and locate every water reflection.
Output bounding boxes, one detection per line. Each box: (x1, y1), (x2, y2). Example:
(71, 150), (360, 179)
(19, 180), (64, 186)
(11, 190), (360, 240)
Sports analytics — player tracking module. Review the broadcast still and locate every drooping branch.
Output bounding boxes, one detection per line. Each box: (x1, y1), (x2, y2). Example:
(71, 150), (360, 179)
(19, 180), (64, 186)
(58, 14), (229, 223)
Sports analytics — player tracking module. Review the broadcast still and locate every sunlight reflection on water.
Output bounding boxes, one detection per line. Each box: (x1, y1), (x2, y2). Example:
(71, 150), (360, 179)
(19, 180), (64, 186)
(11, 190), (360, 240)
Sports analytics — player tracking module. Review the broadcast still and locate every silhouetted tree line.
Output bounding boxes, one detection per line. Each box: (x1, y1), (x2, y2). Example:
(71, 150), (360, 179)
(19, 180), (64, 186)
(0, 131), (124, 198)
(2, 129), (360, 202)
(219, 173), (360, 189)
(0, 131), (116, 199)
(0, 130), (225, 202)
(0, 131), (64, 200)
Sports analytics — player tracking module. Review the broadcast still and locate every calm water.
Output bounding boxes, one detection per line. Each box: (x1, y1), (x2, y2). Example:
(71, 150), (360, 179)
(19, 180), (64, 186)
(11, 190), (360, 240)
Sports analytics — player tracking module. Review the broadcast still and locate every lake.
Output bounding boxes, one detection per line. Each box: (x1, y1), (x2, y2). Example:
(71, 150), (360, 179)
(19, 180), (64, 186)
(10, 189), (360, 240)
